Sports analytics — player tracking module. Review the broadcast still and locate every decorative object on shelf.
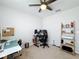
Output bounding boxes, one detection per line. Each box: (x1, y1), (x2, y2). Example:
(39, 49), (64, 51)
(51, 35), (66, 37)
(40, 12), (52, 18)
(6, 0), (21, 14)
(62, 31), (65, 33)
(61, 39), (64, 44)
(71, 22), (74, 27)
(71, 41), (74, 44)
(66, 24), (70, 28)
(71, 30), (74, 34)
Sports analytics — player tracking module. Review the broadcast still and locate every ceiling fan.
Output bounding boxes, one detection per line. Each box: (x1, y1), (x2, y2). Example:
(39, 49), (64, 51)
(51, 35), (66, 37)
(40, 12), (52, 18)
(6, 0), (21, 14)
(29, 0), (56, 12)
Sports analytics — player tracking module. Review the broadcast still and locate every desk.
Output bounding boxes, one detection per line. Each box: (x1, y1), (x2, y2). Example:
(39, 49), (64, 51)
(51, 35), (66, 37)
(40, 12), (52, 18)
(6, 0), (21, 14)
(0, 40), (22, 59)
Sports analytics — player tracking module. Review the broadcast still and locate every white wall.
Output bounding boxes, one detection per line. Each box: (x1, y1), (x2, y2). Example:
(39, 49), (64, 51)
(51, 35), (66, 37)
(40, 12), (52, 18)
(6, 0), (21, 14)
(42, 6), (79, 54)
(0, 6), (42, 48)
(1, 4), (79, 54)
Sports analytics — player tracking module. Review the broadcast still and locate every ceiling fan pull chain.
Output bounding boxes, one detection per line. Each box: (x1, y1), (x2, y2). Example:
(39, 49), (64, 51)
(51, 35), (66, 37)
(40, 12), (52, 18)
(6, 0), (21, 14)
(44, 0), (46, 2)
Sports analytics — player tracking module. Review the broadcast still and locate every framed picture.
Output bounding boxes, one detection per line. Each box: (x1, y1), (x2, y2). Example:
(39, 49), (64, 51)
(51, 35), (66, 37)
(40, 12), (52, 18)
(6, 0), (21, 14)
(2, 27), (14, 37)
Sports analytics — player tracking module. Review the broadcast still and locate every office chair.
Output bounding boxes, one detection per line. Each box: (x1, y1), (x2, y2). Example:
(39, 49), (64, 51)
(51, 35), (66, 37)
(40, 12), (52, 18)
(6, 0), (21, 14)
(33, 29), (39, 47)
(18, 39), (22, 56)
(13, 39), (22, 58)
(39, 30), (49, 48)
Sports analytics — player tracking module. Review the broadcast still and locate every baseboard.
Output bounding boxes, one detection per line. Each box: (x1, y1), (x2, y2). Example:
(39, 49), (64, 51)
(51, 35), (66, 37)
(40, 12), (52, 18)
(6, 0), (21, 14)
(52, 45), (60, 48)
(75, 50), (79, 54)
(48, 43), (60, 48)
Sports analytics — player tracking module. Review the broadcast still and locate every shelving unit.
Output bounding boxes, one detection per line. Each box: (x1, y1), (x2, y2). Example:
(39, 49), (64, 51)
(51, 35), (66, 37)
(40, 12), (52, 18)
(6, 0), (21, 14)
(61, 21), (75, 55)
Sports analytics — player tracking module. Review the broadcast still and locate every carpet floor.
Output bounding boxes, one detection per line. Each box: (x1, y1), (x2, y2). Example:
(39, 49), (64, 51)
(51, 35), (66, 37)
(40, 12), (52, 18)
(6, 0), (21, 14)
(15, 45), (79, 59)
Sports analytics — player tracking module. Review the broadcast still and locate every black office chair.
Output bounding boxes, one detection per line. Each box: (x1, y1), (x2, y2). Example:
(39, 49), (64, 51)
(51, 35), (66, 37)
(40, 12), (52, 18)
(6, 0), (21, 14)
(13, 39), (22, 58)
(39, 30), (49, 48)
(18, 39), (22, 47)
(18, 39), (22, 56)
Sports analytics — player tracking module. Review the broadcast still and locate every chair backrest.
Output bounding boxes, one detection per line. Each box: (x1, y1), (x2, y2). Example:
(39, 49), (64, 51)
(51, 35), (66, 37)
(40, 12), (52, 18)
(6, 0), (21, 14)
(18, 39), (22, 46)
(34, 29), (38, 34)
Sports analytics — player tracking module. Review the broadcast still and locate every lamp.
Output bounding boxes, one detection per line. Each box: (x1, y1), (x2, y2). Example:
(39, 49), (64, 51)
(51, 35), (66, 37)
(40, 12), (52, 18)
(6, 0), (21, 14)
(40, 4), (47, 10)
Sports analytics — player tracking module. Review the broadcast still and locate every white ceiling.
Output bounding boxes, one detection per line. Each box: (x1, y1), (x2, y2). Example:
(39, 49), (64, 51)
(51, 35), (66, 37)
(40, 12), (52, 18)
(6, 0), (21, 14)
(0, 0), (79, 19)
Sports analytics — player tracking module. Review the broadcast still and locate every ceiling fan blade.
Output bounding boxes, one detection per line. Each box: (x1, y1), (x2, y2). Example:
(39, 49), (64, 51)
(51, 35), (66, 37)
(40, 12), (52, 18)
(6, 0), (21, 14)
(46, 0), (56, 4)
(29, 4), (41, 6)
(39, 9), (42, 12)
(47, 6), (52, 11)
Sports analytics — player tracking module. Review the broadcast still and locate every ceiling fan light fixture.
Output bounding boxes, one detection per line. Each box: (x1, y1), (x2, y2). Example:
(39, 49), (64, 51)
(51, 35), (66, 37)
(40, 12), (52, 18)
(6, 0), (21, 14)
(40, 4), (47, 10)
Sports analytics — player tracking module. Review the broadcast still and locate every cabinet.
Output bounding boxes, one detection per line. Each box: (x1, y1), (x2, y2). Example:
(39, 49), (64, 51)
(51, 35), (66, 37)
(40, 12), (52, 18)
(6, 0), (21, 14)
(61, 21), (75, 55)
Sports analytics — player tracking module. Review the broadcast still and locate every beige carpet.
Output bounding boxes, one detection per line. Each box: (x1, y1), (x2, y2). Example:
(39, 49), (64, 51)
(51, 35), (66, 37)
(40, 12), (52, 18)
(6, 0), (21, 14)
(15, 45), (79, 59)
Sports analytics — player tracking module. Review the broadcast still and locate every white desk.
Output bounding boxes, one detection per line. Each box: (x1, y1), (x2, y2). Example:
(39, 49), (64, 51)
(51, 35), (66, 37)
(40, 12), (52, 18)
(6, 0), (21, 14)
(0, 45), (22, 58)
(0, 39), (22, 59)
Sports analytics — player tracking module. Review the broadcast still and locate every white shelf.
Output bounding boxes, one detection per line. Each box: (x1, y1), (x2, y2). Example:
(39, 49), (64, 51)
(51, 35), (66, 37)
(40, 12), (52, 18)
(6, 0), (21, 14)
(62, 36), (74, 40)
(61, 22), (75, 55)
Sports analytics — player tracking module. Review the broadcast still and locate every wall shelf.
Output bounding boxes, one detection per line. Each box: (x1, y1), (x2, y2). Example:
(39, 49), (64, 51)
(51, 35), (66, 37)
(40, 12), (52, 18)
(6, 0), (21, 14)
(61, 21), (75, 55)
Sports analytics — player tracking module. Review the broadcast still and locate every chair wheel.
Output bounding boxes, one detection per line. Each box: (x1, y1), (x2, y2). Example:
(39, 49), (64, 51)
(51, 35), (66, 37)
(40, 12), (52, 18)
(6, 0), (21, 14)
(20, 54), (22, 56)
